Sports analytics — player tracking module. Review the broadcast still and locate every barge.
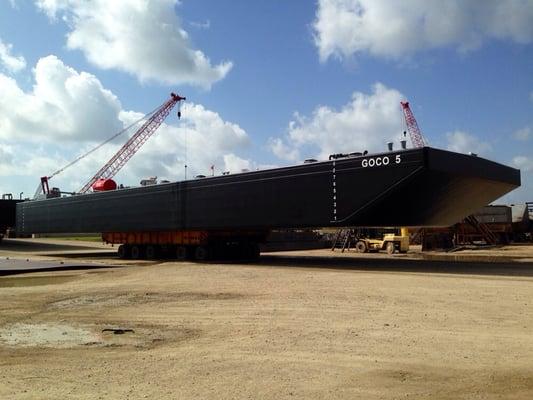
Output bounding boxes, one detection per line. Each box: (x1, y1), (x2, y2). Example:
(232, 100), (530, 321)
(15, 147), (520, 259)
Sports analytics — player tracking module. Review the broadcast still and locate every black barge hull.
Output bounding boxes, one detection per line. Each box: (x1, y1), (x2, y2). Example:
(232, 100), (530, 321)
(1, 199), (21, 238)
(16, 147), (520, 234)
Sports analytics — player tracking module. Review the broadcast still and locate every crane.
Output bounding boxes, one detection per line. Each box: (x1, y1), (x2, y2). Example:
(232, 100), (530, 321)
(400, 101), (427, 148)
(78, 92), (185, 193)
(37, 92), (185, 197)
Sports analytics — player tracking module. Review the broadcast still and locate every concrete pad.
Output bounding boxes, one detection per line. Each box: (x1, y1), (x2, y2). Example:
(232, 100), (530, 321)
(0, 258), (109, 276)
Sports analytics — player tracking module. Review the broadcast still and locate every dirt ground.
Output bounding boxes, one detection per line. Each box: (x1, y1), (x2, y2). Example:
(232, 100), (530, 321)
(1, 239), (533, 399)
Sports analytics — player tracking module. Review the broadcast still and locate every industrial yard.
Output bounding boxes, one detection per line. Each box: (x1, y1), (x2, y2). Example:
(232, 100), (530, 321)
(1, 239), (533, 399)
(1, 98), (530, 399)
(1, 1), (533, 399)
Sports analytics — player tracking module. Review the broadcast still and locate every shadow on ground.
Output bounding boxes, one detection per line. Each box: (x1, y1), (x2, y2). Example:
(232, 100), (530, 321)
(255, 254), (533, 278)
(2, 238), (533, 278)
(0, 259), (118, 276)
(0, 239), (106, 253)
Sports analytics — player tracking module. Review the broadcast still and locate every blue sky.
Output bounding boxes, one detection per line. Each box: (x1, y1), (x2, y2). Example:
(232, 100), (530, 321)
(0, 0), (532, 202)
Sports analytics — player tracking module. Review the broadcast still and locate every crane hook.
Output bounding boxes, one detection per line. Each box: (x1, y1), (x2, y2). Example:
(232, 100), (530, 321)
(172, 92), (185, 120)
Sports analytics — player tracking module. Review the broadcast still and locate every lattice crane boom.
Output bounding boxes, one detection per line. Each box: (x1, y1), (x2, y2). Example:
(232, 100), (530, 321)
(400, 101), (427, 148)
(78, 92), (185, 194)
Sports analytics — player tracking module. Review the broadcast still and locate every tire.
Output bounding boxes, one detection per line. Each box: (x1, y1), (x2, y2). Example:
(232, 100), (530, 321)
(247, 242), (260, 260)
(214, 243), (231, 260)
(130, 245), (143, 259)
(386, 241), (395, 255)
(145, 245), (157, 259)
(176, 246), (188, 261)
(355, 240), (367, 253)
(117, 244), (130, 259)
(194, 246), (210, 261)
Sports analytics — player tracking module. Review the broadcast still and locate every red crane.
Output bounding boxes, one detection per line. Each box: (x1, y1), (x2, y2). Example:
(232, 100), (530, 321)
(79, 92), (185, 193)
(37, 93), (185, 197)
(400, 101), (427, 148)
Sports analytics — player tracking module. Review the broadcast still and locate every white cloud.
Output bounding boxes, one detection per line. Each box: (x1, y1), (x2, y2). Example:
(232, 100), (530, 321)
(121, 102), (251, 182)
(0, 55), (251, 193)
(508, 156), (533, 204)
(35, 0), (232, 88)
(45, 102), (252, 191)
(0, 38), (26, 73)
(5, 101), (252, 192)
(313, 0), (533, 62)
(190, 20), (211, 30)
(222, 154), (252, 173)
(269, 83), (405, 161)
(0, 55), (123, 143)
(268, 137), (300, 162)
(0, 144), (15, 175)
(445, 130), (491, 155)
(513, 156), (533, 172)
(513, 127), (531, 141)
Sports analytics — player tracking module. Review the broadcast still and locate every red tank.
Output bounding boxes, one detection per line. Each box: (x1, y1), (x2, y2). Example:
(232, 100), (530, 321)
(92, 178), (117, 192)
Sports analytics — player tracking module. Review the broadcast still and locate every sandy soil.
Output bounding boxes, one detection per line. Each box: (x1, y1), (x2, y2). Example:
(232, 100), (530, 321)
(1, 240), (533, 399)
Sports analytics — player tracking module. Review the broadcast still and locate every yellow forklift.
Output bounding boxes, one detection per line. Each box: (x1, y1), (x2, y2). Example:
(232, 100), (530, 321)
(332, 227), (410, 254)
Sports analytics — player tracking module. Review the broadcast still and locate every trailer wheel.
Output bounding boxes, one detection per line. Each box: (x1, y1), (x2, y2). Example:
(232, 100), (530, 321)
(176, 246), (188, 261)
(117, 244), (130, 259)
(355, 241), (367, 253)
(145, 245), (157, 259)
(247, 242), (260, 260)
(130, 245), (143, 259)
(386, 241), (395, 255)
(194, 246), (210, 261)
(213, 243), (230, 260)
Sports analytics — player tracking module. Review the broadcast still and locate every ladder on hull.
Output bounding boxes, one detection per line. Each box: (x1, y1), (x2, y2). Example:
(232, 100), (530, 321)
(331, 229), (357, 252)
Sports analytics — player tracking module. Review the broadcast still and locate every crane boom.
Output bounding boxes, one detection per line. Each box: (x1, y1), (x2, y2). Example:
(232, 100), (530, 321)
(78, 93), (185, 194)
(400, 101), (427, 148)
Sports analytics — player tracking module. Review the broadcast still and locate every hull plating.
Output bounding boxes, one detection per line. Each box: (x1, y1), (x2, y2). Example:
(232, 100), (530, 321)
(16, 148), (520, 234)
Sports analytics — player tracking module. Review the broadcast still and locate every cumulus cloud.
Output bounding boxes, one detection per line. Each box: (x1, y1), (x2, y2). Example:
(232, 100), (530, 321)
(0, 142), (63, 180)
(0, 55), (123, 143)
(445, 130), (492, 155)
(39, 102), (251, 191)
(7, 102), (252, 192)
(35, 0), (232, 88)
(513, 127), (531, 141)
(0, 144), (15, 175)
(513, 156), (533, 172)
(0, 55), (251, 193)
(269, 83), (405, 161)
(313, 0), (533, 61)
(121, 102), (251, 182)
(268, 137), (300, 162)
(222, 154), (252, 172)
(0, 38), (26, 73)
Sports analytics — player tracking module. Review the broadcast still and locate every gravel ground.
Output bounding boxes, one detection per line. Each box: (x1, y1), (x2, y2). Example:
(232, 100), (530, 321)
(0, 240), (533, 399)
